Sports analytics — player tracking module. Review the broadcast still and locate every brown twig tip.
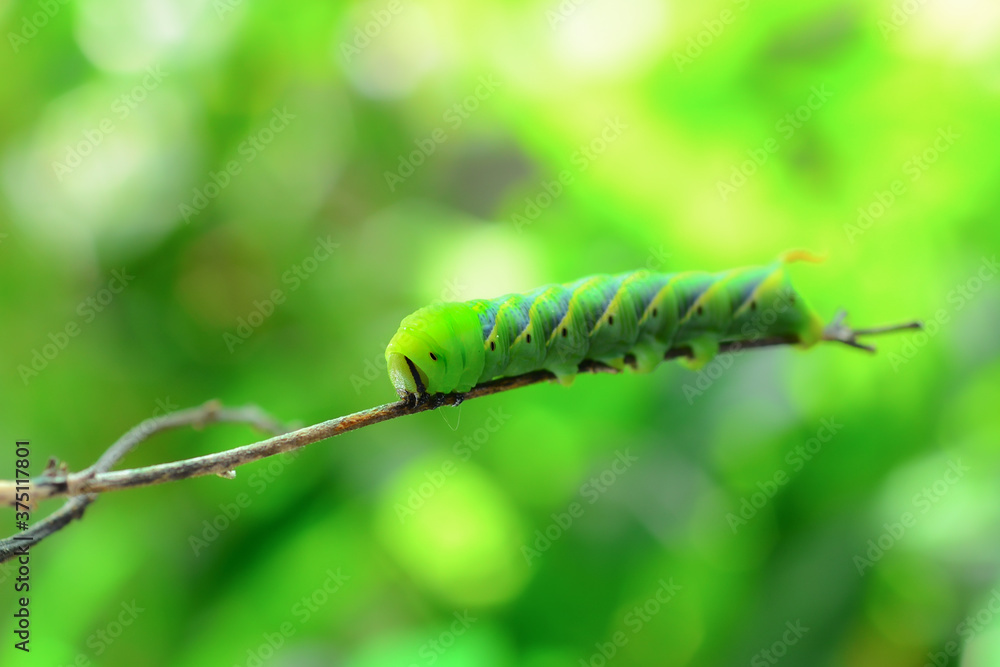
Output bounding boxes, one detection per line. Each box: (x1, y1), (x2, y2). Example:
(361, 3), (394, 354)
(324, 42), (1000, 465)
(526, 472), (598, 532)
(822, 310), (924, 354)
(852, 320), (924, 336)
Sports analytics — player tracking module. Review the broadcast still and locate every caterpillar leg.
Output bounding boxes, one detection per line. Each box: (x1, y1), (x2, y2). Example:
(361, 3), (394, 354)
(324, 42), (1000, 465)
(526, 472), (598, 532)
(629, 341), (667, 374)
(678, 336), (720, 370)
(596, 357), (629, 372)
(540, 360), (580, 386)
(552, 370), (577, 387)
(796, 310), (826, 349)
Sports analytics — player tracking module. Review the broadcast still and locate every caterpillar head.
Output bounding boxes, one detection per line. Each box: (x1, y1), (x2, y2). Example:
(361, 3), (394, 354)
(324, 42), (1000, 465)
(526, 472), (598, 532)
(385, 303), (485, 399)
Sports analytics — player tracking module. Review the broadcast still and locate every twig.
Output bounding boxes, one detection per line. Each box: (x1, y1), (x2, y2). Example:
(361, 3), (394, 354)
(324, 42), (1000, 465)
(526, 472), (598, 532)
(820, 309), (923, 352)
(0, 402), (290, 562)
(0, 315), (921, 563)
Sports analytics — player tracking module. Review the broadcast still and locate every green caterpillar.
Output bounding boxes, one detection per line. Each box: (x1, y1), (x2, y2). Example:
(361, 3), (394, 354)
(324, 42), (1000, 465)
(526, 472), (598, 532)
(385, 251), (826, 400)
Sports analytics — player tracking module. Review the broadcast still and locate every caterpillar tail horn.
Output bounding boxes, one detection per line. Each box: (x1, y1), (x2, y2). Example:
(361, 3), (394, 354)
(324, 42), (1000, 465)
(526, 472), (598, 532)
(779, 249), (827, 264)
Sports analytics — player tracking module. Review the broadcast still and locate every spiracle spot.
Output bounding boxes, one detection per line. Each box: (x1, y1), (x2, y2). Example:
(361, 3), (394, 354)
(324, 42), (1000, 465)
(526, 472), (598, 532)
(750, 300), (757, 311)
(489, 340), (496, 351)
(561, 327), (568, 337)
(526, 333), (532, 343)
(608, 315), (614, 325)
(696, 305), (704, 316)
(652, 308), (658, 317)
(429, 352), (437, 361)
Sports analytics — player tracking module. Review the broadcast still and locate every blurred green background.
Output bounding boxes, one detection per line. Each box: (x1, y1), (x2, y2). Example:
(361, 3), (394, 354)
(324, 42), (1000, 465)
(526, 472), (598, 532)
(2, 0), (999, 665)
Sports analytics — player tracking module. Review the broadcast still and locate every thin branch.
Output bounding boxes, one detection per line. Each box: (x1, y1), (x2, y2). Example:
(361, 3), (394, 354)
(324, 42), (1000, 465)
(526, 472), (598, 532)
(0, 315), (921, 562)
(0, 402), (290, 562)
(820, 309), (923, 352)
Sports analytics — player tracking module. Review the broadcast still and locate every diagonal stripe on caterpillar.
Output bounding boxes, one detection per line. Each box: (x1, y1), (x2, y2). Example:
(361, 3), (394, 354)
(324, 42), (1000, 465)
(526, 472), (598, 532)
(385, 251), (826, 399)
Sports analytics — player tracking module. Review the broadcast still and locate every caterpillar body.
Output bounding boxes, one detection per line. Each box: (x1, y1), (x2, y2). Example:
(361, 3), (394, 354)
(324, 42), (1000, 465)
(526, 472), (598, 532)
(385, 251), (826, 399)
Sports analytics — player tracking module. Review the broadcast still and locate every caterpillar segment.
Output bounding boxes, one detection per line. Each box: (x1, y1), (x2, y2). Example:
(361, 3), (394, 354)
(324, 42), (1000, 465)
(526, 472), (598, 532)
(385, 252), (826, 399)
